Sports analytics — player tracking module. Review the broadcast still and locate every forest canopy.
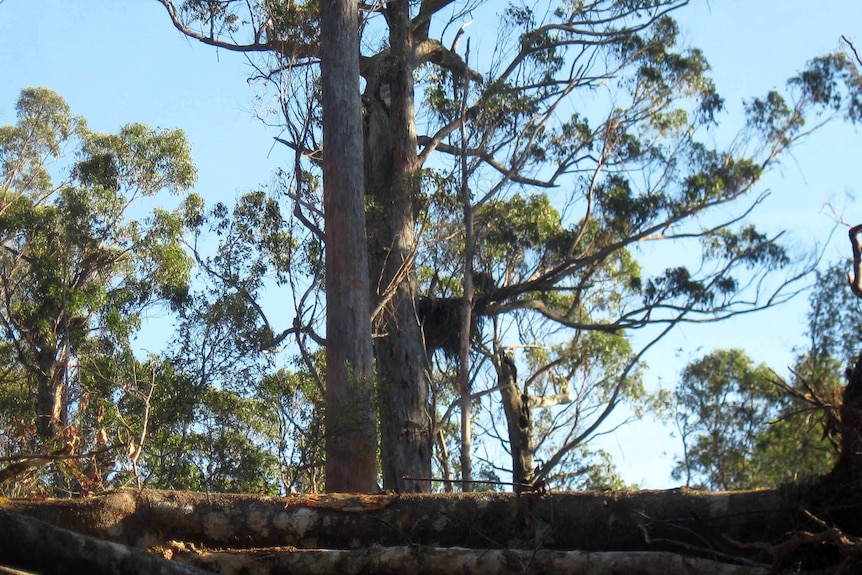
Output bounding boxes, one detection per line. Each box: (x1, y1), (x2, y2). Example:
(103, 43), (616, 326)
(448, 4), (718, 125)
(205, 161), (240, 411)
(0, 0), (860, 500)
(5, 2), (862, 574)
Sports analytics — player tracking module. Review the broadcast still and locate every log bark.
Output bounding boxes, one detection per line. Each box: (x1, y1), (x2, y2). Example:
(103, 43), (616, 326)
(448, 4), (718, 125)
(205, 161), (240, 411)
(169, 545), (772, 575)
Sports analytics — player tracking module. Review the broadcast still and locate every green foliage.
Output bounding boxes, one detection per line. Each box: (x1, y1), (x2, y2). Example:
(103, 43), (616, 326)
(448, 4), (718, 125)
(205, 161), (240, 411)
(597, 174), (664, 236)
(673, 349), (785, 490)
(411, 0), (859, 490)
(0, 87), (82, 195)
(130, 187), (316, 494)
(138, 336), (284, 494)
(0, 87), (196, 491)
(673, 343), (837, 491)
(179, 0), (241, 34)
(557, 447), (632, 491)
(476, 194), (561, 268)
(799, 261), (862, 371)
(259, 364), (325, 493)
(790, 53), (862, 121)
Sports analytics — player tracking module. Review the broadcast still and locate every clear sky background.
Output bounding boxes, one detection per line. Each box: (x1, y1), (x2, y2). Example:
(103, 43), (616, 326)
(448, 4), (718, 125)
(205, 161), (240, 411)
(1, 1), (861, 488)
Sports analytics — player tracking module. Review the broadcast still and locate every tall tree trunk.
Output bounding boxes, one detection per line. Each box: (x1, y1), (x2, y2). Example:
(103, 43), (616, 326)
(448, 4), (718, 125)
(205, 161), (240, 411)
(457, 41), (474, 492)
(363, 0), (431, 493)
(320, 0), (378, 493)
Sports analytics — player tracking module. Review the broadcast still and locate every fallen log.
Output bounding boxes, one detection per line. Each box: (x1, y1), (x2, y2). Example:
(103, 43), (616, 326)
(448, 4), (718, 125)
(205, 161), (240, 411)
(3, 487), (799, 553)
(2, 485), (858, 573)
(168, 544), (772, 575)
(0, 509), (211, 575)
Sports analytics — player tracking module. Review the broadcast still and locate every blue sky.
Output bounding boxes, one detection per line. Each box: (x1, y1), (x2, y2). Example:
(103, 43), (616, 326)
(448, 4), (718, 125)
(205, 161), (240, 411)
(1, 1), (861, 488)
(0, 1), (283, 205)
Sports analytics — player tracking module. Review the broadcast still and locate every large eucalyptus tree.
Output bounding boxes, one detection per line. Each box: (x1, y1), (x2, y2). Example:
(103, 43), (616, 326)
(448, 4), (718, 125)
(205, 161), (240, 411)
(0, 87), (196, 442)
(155, 0), (861, 492)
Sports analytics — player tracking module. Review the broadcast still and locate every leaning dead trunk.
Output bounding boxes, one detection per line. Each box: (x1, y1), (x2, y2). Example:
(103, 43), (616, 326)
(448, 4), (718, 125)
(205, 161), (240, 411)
(496, 350), (535, 489)
(827, 352), (862, 487)
(829, 227), (862, 487)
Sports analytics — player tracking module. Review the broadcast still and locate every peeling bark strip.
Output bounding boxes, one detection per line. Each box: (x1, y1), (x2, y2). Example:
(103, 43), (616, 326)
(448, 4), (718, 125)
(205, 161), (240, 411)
(4, 488), (796, 554)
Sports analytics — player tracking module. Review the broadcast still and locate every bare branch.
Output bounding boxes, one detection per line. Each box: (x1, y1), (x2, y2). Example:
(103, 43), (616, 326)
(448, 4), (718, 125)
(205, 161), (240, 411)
(418, 137), (556, 187)
(842, 35), (862, 67)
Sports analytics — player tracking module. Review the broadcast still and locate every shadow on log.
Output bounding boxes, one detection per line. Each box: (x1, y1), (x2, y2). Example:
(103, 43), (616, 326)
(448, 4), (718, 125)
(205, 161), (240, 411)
(0, 508), (210, 575)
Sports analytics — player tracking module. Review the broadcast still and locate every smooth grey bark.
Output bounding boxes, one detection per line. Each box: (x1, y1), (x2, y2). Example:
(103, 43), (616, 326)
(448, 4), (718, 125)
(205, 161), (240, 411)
(457, 42), (475, 492)
(320, 0), (378, 493)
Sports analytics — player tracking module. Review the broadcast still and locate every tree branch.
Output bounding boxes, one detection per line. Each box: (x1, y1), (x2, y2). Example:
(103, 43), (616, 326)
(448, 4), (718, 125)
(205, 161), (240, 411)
(847, 224), (862, 298)
(417, 137), (557, 188)
(155, 0), (317, 62)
